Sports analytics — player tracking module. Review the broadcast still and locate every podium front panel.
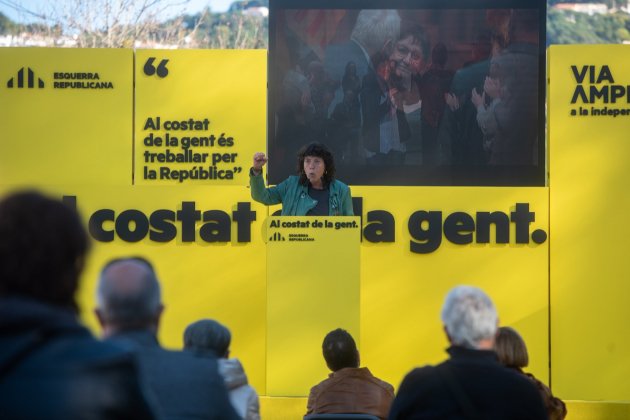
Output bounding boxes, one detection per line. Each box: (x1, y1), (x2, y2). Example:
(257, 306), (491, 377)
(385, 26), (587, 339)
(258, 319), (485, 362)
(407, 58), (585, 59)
(266, 216), (360, 396)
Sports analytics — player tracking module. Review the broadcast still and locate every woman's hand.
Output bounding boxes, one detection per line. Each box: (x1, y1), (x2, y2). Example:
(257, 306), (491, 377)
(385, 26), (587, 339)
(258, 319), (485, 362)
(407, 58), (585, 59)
(484, 76), (501, 100)
(471, 88), (485, 109)
(252, 152), (268, 174)
(445, 93), (460, 111)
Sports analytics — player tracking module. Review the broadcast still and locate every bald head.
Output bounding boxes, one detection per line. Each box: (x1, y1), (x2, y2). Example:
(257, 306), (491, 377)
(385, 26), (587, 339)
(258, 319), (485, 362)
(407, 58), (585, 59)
(96, 257), (162, 336)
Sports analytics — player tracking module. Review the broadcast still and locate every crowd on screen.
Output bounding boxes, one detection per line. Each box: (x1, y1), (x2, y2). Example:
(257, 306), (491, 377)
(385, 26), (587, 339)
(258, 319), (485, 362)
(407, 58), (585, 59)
(0, 190), (565, 419)
(274, 8), (539, 179)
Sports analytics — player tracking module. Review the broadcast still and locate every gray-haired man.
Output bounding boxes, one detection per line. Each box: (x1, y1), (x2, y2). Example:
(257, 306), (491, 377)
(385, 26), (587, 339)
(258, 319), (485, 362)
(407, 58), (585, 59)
(389, 285), (548, 419)
(95, 257), (239, 420)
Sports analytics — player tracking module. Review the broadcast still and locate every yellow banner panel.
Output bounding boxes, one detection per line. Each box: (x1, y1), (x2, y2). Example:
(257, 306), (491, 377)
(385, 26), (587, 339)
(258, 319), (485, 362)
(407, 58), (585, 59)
(134, 50), (266, 186)
(0, 184), (268, 396)
(0, 48), (133, 186)
(351, 186), (549, 390)
(549, 45), (630, 400)
(266, 216), (361, 396)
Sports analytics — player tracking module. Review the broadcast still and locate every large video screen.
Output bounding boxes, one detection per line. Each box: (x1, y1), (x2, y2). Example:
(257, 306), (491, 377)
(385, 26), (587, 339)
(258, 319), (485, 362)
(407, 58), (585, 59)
(268, 0), (546, 186)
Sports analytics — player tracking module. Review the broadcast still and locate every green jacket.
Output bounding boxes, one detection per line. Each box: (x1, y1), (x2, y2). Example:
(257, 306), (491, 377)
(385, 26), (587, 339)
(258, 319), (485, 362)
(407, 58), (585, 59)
(250, 172), (354, 216)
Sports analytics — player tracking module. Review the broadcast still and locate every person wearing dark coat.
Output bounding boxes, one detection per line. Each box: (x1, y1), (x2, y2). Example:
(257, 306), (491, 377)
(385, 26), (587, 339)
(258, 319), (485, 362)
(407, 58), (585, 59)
(95, 257), (240, 420)
(184, 319), (261, 420)
(0, 191), (156, 420)
(389, 286), (548, 420)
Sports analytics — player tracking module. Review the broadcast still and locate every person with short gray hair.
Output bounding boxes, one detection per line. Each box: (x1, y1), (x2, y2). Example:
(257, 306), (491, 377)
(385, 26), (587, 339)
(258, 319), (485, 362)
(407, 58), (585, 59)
(95, 257), (239, 420)
(324, 9), (401, 125)
(389, 285), (548, 419)
(440, 285), (498, 349)
(350, 10), (401, 59)
(96, 257), (162, 335)
(184, 319), (261, 420)
(325, 9), (401, 85)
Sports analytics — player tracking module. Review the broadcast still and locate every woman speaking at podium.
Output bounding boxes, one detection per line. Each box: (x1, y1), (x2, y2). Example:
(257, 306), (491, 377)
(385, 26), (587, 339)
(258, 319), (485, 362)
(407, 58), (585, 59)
(249, 142), (354, 216)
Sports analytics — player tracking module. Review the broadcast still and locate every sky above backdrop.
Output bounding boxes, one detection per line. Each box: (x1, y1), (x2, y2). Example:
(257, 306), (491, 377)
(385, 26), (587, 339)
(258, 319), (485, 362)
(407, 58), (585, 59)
(0, 0), (233, 23)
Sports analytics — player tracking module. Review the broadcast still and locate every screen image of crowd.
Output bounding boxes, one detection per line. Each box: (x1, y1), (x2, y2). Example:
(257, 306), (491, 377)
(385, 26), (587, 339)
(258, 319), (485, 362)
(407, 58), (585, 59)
(0, 190), (565, 419)
(268, 6), (544, 186)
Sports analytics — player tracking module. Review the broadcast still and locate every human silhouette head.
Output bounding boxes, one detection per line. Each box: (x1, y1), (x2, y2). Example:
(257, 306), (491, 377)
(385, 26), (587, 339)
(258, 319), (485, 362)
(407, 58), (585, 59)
(495, 326), (529, 369)
(95, 256), (162, 336)
(441, 285), (498, 349)
(0, 191), (89, 312)
(322, 328), (360, 372)
(183, 319), (232, 358)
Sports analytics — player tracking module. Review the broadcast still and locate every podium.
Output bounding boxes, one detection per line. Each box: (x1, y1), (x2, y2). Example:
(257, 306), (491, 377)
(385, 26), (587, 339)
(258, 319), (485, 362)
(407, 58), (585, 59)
(266, 216), (361, 396)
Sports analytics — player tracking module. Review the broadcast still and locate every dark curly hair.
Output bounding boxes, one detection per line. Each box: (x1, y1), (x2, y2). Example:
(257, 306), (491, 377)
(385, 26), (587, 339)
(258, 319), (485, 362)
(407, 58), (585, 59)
(297, 142), (336, 186)
(0, 191), (90, 311)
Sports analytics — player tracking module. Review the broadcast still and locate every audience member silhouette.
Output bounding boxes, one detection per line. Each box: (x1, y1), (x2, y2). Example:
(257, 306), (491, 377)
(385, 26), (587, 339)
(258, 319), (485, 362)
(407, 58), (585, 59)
(306, 328), (394, 419)
(0, 191), (155, 419)
(184, 319), (261, 420)
(389, 285), (548, 419)
(485, 9), (540, 165)
(95, 257), (239, 420)
(419, 42), (454, 166)
(496, 326), (567, 420)
(442, 30), (494, 165)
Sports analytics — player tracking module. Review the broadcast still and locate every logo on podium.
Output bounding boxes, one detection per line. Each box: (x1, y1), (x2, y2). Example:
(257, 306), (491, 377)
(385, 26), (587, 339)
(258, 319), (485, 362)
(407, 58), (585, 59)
(268, 232), (286, 242)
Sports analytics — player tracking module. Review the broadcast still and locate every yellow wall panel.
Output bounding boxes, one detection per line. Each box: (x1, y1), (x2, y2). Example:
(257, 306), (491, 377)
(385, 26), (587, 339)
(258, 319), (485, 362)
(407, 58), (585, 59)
(353, 186), (550, 388)
(549, 45), (630, 401)
(134, 50), (266, 186)
(0, 48), (133, 186)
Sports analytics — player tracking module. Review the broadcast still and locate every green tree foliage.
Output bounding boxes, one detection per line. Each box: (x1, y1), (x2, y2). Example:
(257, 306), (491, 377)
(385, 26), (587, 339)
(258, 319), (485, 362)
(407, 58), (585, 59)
(548, 9), (630, 44)
(548, 0), (617, 7)
(0, 11), (17, 34)
(181, 8), (267, 49)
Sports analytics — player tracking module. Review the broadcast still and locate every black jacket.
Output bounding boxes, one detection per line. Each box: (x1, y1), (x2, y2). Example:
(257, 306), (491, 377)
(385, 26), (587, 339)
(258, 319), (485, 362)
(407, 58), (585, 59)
(389, 346), (548, 420)
(0, 297), (156, 420)
(108, 330), (240, 420)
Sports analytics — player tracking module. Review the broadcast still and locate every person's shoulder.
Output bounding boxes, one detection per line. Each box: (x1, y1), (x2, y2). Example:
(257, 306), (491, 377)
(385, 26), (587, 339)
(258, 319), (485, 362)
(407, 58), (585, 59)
(84, 337), (136, 360)
(397, 365), (439, 392)
(405, 364), (438, 379)
(331, 179), (350, 191)
(163, 347), (217, 367)
(494, 365), (544, 397)
(308, 375), (333, 398)
(391, 365), (441, 410)
(368, 373), (395, 394)
(220, 358), (250, 389)
(55, 329), (138, 367)
(135, 343), (216, 371)
(278, 175), (301, 188)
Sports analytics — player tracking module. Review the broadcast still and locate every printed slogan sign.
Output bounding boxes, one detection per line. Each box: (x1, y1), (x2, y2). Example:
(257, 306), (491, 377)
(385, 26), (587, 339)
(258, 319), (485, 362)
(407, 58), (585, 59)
(0, 48), (133, 187)
(265, 216), (361, 395)
(569, 63), (630, 117)
(549, 44), (630, 401)
(134, 49), (266, 185)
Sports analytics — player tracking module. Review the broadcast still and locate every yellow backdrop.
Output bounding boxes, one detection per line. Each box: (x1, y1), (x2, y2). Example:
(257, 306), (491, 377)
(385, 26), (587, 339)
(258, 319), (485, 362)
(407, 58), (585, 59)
(549, 44), (630, 401)
(0, 48), (561, 417)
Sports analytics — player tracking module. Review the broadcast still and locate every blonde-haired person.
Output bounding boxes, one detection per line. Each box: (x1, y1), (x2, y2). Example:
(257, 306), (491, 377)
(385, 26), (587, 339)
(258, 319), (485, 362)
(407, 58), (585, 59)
(495, 327), (567, 420)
